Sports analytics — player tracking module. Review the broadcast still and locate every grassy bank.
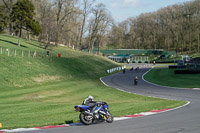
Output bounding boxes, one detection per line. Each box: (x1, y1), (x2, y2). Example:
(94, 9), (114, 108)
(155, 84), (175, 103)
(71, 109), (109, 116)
(0, 35), (186, 129)
(144, 68), (200, 88)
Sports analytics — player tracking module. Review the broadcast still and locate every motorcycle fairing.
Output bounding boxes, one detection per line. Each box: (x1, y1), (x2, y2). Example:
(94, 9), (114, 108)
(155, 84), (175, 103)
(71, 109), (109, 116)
(75, 105), (90, 110)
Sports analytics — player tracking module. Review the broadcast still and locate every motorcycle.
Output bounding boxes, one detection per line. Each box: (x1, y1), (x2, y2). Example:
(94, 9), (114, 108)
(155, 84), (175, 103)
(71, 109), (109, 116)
(134, 78), (138, 85)
(74, 101), (113, 125)
(123, 68), (126, 74)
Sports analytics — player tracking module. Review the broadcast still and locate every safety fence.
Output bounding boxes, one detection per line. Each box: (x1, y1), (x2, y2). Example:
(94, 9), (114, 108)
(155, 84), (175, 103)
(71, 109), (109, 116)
(0, 47), (41, 58)
(0, 46), (87, 58)
(107, 66), (125, 73)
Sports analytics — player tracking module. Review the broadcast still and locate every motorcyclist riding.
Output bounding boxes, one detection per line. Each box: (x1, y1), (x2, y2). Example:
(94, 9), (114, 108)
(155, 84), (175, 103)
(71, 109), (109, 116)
(134, 76), (138, 85)
(75, 96), (113, 125)
(82, 96), (98, 114)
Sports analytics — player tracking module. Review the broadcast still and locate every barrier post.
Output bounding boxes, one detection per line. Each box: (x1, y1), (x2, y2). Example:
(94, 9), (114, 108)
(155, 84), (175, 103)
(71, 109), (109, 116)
(6, 48), (9, 56)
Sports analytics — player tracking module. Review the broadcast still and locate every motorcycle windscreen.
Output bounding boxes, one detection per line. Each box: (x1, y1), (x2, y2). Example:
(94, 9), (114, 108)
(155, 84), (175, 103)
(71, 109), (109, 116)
(103, 104), (108, 109)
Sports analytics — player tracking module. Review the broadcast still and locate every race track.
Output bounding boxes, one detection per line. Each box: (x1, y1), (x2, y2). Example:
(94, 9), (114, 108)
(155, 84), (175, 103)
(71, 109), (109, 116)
(21, 64), (200, 133)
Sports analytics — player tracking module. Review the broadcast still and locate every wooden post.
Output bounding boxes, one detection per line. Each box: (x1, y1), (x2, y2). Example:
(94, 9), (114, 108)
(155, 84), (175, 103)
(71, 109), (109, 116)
(7, 48), (9, 56)
(33, 50), (37, 58)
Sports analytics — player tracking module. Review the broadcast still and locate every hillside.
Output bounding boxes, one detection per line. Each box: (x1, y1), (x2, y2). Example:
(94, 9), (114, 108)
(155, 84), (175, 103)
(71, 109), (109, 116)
(0, 34), (120, 87)
(0, 35), (185, 129)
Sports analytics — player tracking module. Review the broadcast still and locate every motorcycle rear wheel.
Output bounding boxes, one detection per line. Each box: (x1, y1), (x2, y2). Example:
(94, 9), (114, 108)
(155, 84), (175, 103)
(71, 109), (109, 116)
(79, 112), (93, 125)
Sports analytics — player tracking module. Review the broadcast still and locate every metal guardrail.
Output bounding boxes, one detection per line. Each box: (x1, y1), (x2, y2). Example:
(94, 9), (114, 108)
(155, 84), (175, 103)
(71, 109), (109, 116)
(107, 66), (125, 73)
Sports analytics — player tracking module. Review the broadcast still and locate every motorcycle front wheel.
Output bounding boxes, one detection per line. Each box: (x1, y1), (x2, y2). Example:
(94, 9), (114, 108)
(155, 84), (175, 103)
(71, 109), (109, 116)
(106, 111), (113, 123)
(79, 112), (93, 125)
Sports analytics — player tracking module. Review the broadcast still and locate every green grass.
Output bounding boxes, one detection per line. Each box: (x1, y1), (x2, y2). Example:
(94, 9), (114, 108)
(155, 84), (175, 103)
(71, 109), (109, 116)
(144, 68), (200, 88)
(0, 35), (44, 51)
(153, 63), (177, 68)
(0, 79), (185, 129)
(0, 35), (186, 129)
(189, 53), (200, 58)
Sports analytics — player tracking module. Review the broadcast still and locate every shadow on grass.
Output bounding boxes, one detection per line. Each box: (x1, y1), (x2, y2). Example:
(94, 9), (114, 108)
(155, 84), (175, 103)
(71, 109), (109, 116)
(26, 41), (45, 49)
(0, 38), (27, 48)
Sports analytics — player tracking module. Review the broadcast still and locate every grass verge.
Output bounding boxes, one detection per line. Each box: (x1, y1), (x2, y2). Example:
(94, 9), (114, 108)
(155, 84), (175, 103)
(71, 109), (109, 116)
(0, 78), (186, 129)
(144, 68), (200, 88)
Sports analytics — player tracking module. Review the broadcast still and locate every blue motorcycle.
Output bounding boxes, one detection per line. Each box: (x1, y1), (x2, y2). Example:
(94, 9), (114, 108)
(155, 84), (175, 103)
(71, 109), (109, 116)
(74, 101), (113, 125)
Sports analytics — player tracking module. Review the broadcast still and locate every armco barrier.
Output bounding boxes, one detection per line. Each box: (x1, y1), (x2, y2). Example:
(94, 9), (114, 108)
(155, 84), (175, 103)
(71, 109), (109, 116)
(107, 66), (125, 73)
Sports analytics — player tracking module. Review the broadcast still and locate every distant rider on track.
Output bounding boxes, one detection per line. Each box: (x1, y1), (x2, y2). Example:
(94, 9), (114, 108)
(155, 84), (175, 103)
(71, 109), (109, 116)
(134, 76), (138, 85)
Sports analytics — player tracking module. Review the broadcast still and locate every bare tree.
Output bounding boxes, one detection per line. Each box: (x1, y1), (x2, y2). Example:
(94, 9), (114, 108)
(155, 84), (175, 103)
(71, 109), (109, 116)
(36, 0), (56, 49)
(109, 0), (200, 53)
(87, 3), (111, 53)
(53, 0), (78, 46)
(79, 0), (95, 47)
(96, 12), (113, 54)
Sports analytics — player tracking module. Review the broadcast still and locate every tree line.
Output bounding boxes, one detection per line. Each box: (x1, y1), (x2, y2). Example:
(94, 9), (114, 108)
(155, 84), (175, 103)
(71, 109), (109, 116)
(0, 0), (200, 53)
(0, 0), (113, 53)
(0, 0), (42, 46)
(110, 0), (200, 53)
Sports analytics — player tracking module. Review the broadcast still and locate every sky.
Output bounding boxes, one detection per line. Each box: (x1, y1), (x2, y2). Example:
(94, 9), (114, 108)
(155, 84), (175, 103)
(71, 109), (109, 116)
(95, 0), (192, 22)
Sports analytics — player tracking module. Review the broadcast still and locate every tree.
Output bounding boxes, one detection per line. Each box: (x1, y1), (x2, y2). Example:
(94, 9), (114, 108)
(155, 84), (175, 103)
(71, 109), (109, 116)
(11, 0), (41, 46)
(88, 3), (112, 53)
(53, 0), (78, 46)
(34, 0), (57, 49)
(1, 0), (16, 35)
(79, 0), (95, 46)
(0, 5), (8, 33)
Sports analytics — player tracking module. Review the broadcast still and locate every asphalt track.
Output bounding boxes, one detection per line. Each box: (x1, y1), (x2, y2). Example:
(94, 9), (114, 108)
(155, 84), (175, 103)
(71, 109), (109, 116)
(23, 64), (200, 133)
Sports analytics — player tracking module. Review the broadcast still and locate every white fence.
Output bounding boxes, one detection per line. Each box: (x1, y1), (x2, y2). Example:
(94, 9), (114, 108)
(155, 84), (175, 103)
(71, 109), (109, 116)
(107, 66), (125, 73)
(0, 46), (85, 58)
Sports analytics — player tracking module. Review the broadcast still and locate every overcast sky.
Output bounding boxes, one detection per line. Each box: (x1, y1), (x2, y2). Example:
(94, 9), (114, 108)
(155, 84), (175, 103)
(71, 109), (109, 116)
(95, 0), (192, 22)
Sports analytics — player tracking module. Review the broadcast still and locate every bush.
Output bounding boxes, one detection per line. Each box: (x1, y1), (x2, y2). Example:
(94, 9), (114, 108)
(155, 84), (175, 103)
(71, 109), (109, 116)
(169, 65), (186, 69)
(174, 70), (200, 74)
(155, 61), (174, 63)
